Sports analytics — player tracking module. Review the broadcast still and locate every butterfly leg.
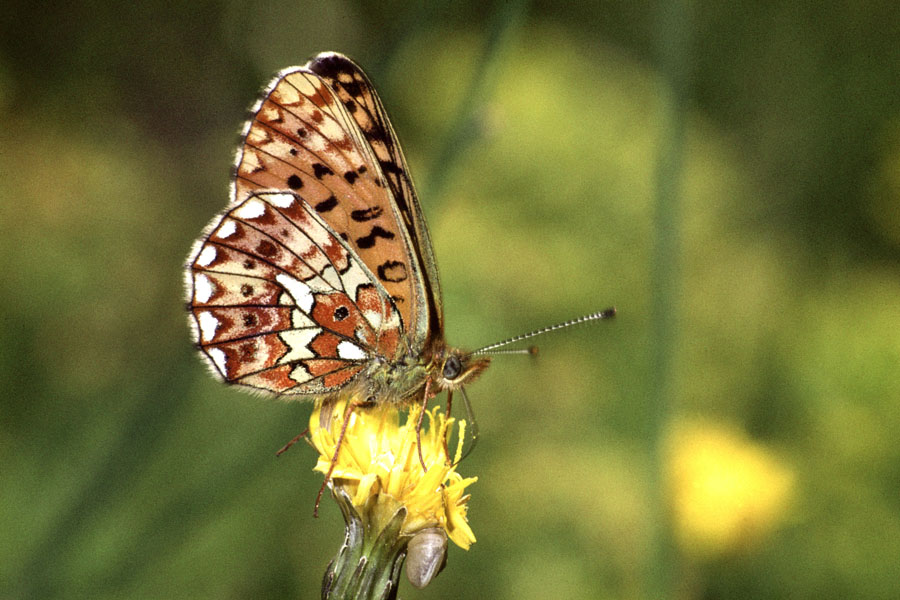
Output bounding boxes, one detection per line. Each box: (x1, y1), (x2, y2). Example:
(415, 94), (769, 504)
(454, 387), (480, 466)
(314, 398), (369, 517)
(275, 428), (310, 457)
(415, 379), (433, 472)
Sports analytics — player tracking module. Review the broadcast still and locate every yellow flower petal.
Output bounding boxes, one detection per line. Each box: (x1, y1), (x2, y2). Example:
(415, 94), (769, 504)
(309, 396), (477, 549)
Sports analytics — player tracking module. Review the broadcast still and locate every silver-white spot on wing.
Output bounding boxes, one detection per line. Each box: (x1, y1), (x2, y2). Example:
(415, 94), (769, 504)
(337, 340), (367, 361)
(196, 245), (217, 267)
(278, 328), (320, 363)
(268, 192), (295, 208)
(207, 347), (228, 376)
(234, 197), (266, 219)
(216, 220), (237, 238)
(197, 311), (220, 342)
(194, 273), (214, 303)
(276, 273), (314, 313)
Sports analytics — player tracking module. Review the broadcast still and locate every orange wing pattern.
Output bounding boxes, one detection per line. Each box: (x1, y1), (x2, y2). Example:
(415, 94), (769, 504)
(231, 54), (440, 353)
(306, 53), (444, 346)
(188, 52), (447, 397)
(187, 191), (400, 395)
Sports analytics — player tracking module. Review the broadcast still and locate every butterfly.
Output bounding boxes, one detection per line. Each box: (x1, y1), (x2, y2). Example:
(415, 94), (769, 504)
(185, 52), (614, 505)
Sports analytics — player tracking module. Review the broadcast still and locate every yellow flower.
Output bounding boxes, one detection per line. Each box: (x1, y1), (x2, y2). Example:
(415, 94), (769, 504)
(666, 419), (795, 557)
(309, 396), (477, 550)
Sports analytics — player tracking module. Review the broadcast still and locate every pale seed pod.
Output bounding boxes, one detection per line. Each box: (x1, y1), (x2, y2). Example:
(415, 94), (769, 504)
(405, 527), (448, 589)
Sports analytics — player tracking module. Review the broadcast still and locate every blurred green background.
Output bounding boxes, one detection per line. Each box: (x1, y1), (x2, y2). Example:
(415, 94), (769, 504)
(2, 1), (899, 598)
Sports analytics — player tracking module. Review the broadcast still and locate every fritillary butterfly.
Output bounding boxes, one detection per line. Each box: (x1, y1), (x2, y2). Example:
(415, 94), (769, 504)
(185, 52), (615, 489)
(186, 51), (491, 403)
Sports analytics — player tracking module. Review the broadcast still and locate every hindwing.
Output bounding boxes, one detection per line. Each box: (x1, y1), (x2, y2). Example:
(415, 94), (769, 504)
(187, 191), (401, 395)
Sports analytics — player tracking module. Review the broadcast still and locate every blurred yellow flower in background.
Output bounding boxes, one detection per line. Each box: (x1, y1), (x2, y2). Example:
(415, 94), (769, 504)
(666, 419), (795, 557)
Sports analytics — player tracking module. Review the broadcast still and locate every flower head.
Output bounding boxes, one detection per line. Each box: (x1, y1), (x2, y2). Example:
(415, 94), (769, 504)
(309, 397), (477, 550)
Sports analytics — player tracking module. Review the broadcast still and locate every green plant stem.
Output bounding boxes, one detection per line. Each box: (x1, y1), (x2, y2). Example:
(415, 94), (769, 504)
(648, 0), (692, 596)
(321, 490), (410, 600)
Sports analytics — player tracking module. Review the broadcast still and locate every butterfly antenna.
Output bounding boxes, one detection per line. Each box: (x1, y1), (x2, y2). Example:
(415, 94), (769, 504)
(483, 347), (538, 356)
(471, 307), (616, 355)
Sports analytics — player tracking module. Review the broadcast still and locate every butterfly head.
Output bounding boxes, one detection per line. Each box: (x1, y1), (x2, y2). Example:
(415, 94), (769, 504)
(433, 348), (491, 392)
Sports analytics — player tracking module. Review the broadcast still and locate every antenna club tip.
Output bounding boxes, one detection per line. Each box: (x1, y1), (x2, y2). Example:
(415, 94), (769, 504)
(528, 345), (539, 356)
(601, 307), (616, 318)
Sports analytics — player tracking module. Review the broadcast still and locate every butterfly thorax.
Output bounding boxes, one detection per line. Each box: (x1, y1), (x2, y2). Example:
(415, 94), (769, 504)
(357, 353), (428, 405)
(356, 343), (491, 405)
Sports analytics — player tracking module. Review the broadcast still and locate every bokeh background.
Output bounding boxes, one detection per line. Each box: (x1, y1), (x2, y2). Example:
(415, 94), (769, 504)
(2, 1), (899, 598)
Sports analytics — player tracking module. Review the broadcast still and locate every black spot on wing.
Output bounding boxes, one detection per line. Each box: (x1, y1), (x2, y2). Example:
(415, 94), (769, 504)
(315, 195), (338, 212)
(344, 170), (358, 184)
(350, 206), (383, 222)
(313, 163), (334, 179)
(377, 260), (408, 283)
(287, 174), (303, 190)
(379, 160), (402, 175)
(341, 79), (363, 98)
(356, 226), (394, 249)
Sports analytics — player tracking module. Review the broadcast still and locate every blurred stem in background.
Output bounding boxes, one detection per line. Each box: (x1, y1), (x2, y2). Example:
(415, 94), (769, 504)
(420, 0), (530, 202)
(649, 0), (691, 596)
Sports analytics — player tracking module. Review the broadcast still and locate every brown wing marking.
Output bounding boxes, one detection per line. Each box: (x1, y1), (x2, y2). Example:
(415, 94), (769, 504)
(231, 67), (419, 338)
(307, 52), (444, 348)
(188, 191), (401, 396)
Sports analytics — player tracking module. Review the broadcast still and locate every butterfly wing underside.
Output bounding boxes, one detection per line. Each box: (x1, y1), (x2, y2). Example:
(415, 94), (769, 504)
(231, 52), (443, 356)
(306, 53), (444, 345)
(187, 52), (444, 397)
(187, 191), (401, 395)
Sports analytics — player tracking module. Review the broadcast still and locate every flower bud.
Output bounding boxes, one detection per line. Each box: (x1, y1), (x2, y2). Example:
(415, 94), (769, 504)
(405, 527), (448, 589)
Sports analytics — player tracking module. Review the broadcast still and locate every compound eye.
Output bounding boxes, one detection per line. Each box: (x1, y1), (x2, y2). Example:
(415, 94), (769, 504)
(442, 356), (462, 380)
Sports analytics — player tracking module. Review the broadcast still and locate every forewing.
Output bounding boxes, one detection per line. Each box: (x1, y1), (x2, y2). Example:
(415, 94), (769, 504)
(232, 54), (439, 353)
(307, 53), (444, 342)
(186, 191), (401, 396)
